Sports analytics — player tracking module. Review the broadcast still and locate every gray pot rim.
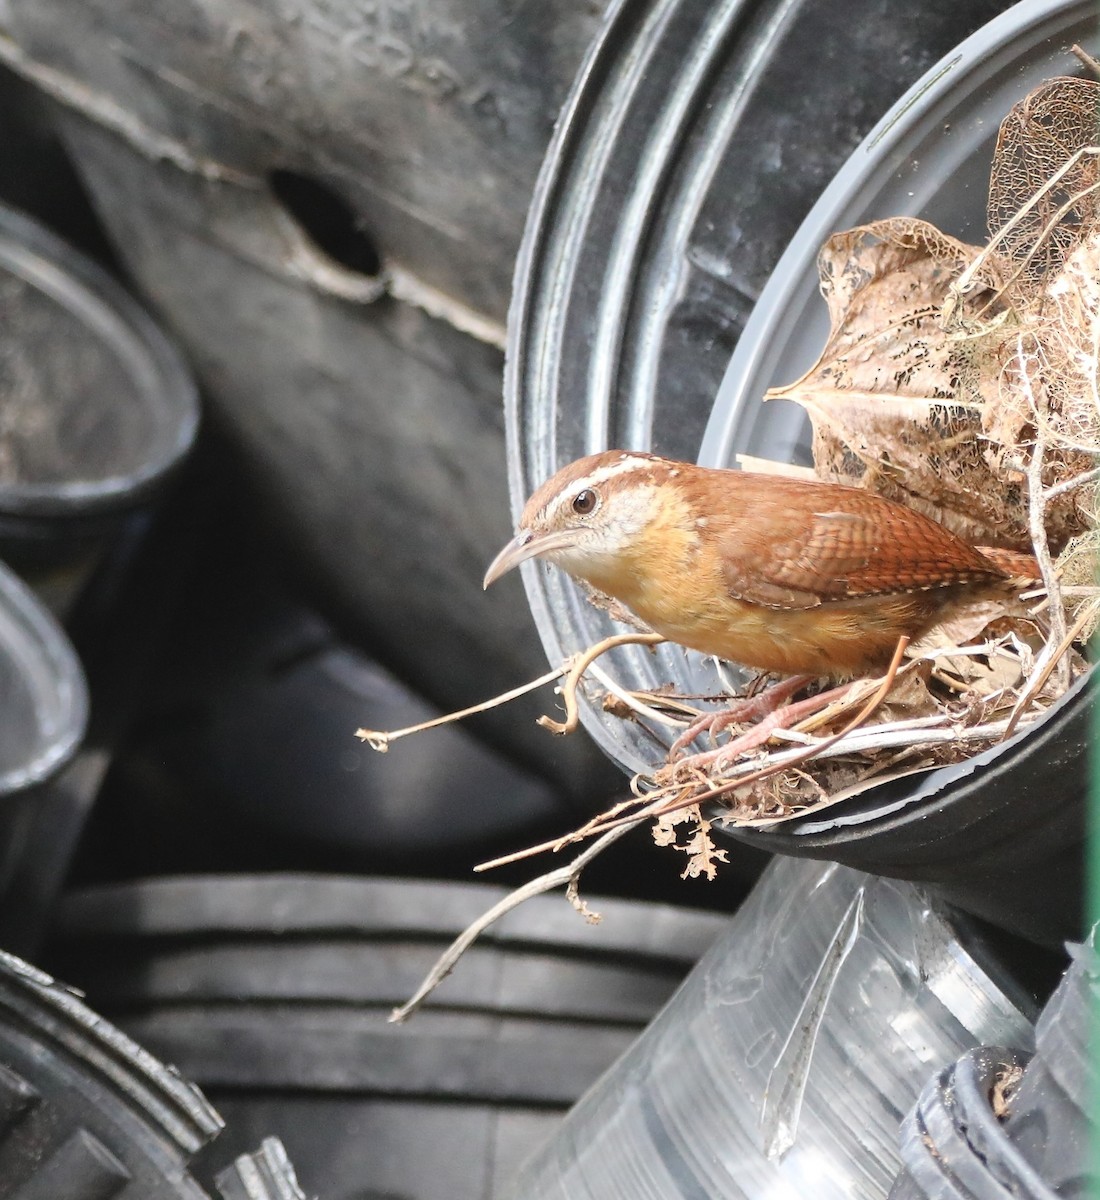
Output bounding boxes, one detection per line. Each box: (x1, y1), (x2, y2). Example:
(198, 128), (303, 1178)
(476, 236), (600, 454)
(0, 203), (200, 518)
(0, 557), (88, 794)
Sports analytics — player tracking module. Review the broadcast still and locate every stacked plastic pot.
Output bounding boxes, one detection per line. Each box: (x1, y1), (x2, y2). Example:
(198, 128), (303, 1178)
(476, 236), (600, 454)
(0, 191), (331, 1192)
(0, 202), (198, 950)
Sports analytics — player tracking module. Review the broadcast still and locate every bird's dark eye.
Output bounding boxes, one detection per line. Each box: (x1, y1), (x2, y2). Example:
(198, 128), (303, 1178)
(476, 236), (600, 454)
(571, 488), (597, 515)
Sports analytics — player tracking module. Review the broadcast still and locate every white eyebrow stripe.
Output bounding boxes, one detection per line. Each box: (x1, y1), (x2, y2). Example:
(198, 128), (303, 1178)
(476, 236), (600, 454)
(563, 455), (656, 493)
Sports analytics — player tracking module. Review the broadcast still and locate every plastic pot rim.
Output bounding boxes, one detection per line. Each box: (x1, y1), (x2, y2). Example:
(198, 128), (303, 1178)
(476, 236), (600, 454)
(0, 203), (200, 518)
(720, 667), (1092, 846)
(0, 557), (88, 794)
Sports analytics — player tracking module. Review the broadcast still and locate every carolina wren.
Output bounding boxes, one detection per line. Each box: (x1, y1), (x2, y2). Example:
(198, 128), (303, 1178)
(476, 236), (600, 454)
(484, 450), (1036, 678)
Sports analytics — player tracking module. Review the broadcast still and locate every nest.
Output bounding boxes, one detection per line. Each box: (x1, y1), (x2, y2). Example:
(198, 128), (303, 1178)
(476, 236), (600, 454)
(370, 73), (1100, 888)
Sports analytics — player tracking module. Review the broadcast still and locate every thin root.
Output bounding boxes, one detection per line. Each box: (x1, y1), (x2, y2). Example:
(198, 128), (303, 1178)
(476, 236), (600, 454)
(537, 632), (665, 735)
(356, 664), (565, 751)
(391, 796), (668, 1022)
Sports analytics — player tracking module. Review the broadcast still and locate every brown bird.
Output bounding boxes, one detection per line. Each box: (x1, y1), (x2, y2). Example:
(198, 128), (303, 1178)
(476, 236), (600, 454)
(483, 450), (1037, 679)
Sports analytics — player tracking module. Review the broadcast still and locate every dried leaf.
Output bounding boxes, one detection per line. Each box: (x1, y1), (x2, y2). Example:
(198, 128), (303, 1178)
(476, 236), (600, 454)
(766, 218), (1031, 545)
(766, 79), (1100, 553)
(988, 77), (1100, 299)
(911, 601), (1017, 652)
(653, 807), (730, 880)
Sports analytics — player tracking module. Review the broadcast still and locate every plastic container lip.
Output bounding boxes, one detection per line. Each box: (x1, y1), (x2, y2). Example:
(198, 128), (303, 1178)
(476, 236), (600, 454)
(0, 204), (200, 518)
(0, 557), (88, 795)
(505, 0), (832, 774)
(510, 857), (1036, 1200)
(896, 1046), (1046, 1200)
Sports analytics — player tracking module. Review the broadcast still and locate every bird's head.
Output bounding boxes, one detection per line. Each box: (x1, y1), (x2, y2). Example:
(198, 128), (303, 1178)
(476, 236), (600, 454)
(483, 450), (688, 591)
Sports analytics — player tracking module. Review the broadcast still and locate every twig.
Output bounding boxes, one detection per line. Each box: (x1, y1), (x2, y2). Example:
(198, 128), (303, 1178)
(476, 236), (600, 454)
(769, 713), (944, 743)
(357, 630), (665, 749)
(563, 637), (911, 841)
(748, 717), (1011, 760)
(537, 632), (665, 734)
(355, 664), (565, 750)
(1071, 44), (1100, 77)
(975, 173), (1100, 318)
(587, 661), (690, 728)
(1045, 465), (1100, 500)
(947, 147), (1100, 316)
(391, 809), (658, 1022)
(475, 788), (657, 871)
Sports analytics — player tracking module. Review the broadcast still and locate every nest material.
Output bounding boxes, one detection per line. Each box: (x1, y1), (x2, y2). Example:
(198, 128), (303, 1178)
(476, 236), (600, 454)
(766, 76), (1100, 558)
(366, 75), (1100, 885)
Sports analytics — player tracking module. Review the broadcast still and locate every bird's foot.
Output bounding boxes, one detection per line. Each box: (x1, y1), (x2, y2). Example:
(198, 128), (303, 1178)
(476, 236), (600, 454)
(664, 677), (859, 781)
(668, 674), (812, 761)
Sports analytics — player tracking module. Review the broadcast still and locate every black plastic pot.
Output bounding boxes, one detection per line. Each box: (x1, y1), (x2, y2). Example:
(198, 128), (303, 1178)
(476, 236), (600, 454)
(0, 204), (198, 609)
(890, 1047), (1049, 1200)
(506, 0), (1094, 948)
(0, 0), (620, 798)
(0, 558), (90, 954)
(6, 0), (610, 326)
(891, 930), (1100, 1198)
(1000, 937), (1099, 1196)
(720, 673), (1092, 949)
(0, 948), (313, 1199)
(214, 1139), (309, 1200)
(0, 557), (86, 796)
(0, 946), (220, 1198)
(45, 874), (729, 1200)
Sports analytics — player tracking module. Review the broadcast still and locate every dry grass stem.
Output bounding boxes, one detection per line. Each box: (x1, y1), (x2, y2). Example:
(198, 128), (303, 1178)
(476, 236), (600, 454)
(1004, 597), (1100, 739)
(390, 815), (646, 1023)
(356, 631), (664, 749)
(949, 145), (1100, 314)
(355, 664), (565, 751)
(536, 632), (666, 735)
(587, 661), (689, 728)
(1071, 44), (1100, 76)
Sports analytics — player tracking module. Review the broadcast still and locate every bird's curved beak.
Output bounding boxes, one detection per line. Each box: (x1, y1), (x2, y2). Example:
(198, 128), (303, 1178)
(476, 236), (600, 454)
(483, 529), (579, 589)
